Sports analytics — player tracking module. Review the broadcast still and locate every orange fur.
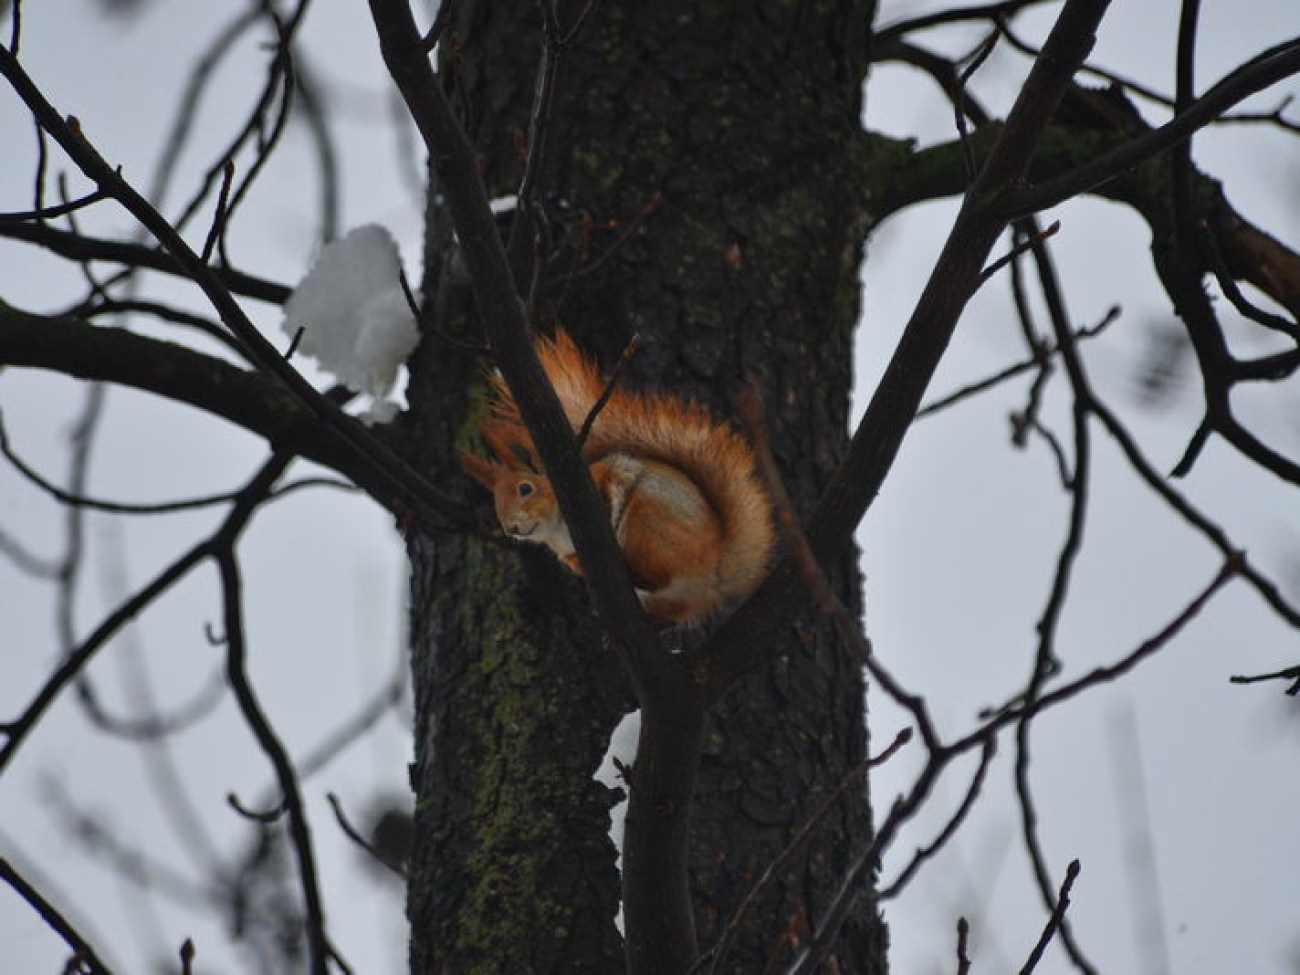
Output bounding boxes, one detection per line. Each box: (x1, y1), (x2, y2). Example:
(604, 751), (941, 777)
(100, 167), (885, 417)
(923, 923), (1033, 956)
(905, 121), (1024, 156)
(462, 330), (775, 625)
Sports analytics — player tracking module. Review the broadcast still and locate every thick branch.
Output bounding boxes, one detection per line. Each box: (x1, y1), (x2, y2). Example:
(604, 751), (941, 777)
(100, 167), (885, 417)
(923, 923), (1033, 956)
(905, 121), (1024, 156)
(0, 303), (302, 438)
(867, 82), (1300, 322)
(1002, 38), (1300, 217)
(699, 0), (1114, 696)
(0, 303), (463, 520)
(0, 301), (335, 452)
(1207, 194), (1300, 322)
(365, 0), (664, 683)
(0, 43), (463, 531)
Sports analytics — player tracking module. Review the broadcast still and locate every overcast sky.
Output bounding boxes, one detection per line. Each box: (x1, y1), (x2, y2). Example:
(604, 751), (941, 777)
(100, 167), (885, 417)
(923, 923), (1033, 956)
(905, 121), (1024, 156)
(2, 2), (1299, 974)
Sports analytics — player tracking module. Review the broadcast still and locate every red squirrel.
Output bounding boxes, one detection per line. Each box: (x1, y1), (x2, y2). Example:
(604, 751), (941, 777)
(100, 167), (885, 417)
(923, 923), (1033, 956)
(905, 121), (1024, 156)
(461, 329), (775, 625)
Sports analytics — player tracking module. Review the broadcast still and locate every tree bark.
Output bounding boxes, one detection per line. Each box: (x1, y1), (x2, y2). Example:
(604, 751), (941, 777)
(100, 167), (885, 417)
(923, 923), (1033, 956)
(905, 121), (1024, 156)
(401, 3), (886, 971)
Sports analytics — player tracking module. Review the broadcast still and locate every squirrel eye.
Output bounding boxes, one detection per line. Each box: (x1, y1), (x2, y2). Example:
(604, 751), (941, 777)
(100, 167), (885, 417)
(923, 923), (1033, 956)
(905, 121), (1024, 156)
(517, 481), (535, 499)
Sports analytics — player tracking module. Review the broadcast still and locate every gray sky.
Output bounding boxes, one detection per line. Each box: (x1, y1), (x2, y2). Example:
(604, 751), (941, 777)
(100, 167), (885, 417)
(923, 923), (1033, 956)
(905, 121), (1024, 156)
(2, 2), (1299, 973)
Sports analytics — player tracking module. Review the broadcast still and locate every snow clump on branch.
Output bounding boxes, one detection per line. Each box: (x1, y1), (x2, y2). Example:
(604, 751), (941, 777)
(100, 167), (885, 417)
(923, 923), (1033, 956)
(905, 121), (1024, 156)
(282, 224), (419, 424)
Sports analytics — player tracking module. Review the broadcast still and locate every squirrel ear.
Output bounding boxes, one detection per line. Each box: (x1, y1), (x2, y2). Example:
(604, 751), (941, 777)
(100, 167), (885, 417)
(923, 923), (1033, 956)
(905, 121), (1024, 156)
(507, 443), (539, 473)
(460, 451), (499, 489)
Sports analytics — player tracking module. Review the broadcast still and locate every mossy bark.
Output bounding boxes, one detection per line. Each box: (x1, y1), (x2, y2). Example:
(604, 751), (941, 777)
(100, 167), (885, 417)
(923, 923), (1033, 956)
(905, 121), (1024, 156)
(401, 3), (887, 972)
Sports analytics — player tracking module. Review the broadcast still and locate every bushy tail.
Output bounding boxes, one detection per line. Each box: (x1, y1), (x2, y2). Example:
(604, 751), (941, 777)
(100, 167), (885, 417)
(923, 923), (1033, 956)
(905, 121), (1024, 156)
(485, 330), (775, 600)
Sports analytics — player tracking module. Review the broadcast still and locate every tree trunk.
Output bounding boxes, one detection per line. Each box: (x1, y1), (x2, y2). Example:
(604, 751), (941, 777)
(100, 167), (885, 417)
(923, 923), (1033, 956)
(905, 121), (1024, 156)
(402, 3), (887, 971)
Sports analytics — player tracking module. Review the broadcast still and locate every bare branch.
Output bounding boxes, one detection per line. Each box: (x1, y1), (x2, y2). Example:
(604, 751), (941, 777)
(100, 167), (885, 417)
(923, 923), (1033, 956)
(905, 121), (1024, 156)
(0, 303), (472, 527)
(326, 794), (406, 880)
(967, 556), (1243, 744)
(879, 737), (997, 900)
(1020, 860), (1082, 974)
(0, 453), (288, 774)
(0, 185), (110, 222)
(980, 220), (1059, 285)
(0, 411), (243, 514)
(144, 7), (262, 216)
(199, 160), (235, 264)
(226, 793), (287, 824)
(575, 333), (640, 451)
(214, 503), (329, 975)
(366, 0), (662, 672)
(787, 555), (1238, 975)
(1230, 665), (1300, 696)
(41, 780), (217, 910)
(702, 0), (1116, 695)
(1002, 39), (1300, 218)
(0, 854), (116, 975)
(874, 0), (1056, 46)
(916, 308), (1117, 419)
(0, 220), (292, 304)
(0, 43), (466, 531)
(0, 524), (59, 577)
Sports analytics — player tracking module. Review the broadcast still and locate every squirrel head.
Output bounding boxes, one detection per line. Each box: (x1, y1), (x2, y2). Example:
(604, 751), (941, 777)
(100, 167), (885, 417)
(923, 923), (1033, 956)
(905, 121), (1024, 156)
(462, 452), (558, 539)
(461, 424), (567, 547)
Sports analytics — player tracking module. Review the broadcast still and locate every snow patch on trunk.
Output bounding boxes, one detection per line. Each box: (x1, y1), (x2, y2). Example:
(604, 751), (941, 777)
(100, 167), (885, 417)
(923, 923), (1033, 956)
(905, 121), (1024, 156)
(594, 708), (640, 932)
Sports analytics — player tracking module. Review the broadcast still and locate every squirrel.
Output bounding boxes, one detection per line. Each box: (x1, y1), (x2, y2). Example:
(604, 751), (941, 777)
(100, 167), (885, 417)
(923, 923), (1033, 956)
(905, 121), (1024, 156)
(461, 329), (775, 625)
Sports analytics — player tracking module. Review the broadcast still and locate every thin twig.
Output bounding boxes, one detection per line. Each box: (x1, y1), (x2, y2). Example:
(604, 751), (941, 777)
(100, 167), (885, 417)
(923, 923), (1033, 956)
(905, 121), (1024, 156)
(786, 555), (1239, 975)
(879, 737), (997, 899)
(326, 794), (406, 879)
(292, 53), (342, 244)
(0, 453), (290, 772)
(575, 333), (640, 450)
(0, 186), (110, 222)
(955, 28), (1001, 180)
(1012, 218), (1098, 973)
(1020, 859), (1082, 973)
(200, 160), (235, 264)
(916, 308), (1117, 419)
(40, 780), (217, 910)
(7, 0), (22, 56)
(396, 264), (487, 354)
(1229, 665), (1300, 695)
(0, 410), (242, 514)
(76, 667), (226, 741)
(76, 297), (249, 357)
(0, 525), (60, 577)
(227, 793), (287, 824)
(216, 543), (329, 975)
(0, 542), (206, 767)
(420, 0), (455, 53)
(874, 0), (1055, 46)
(145, 7), (262, 216)
(980, 220), (1060, 284)
(965, 556), (1243, 747)
(0, 854), (116, 975)
(1198, 220), (1300, 341)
